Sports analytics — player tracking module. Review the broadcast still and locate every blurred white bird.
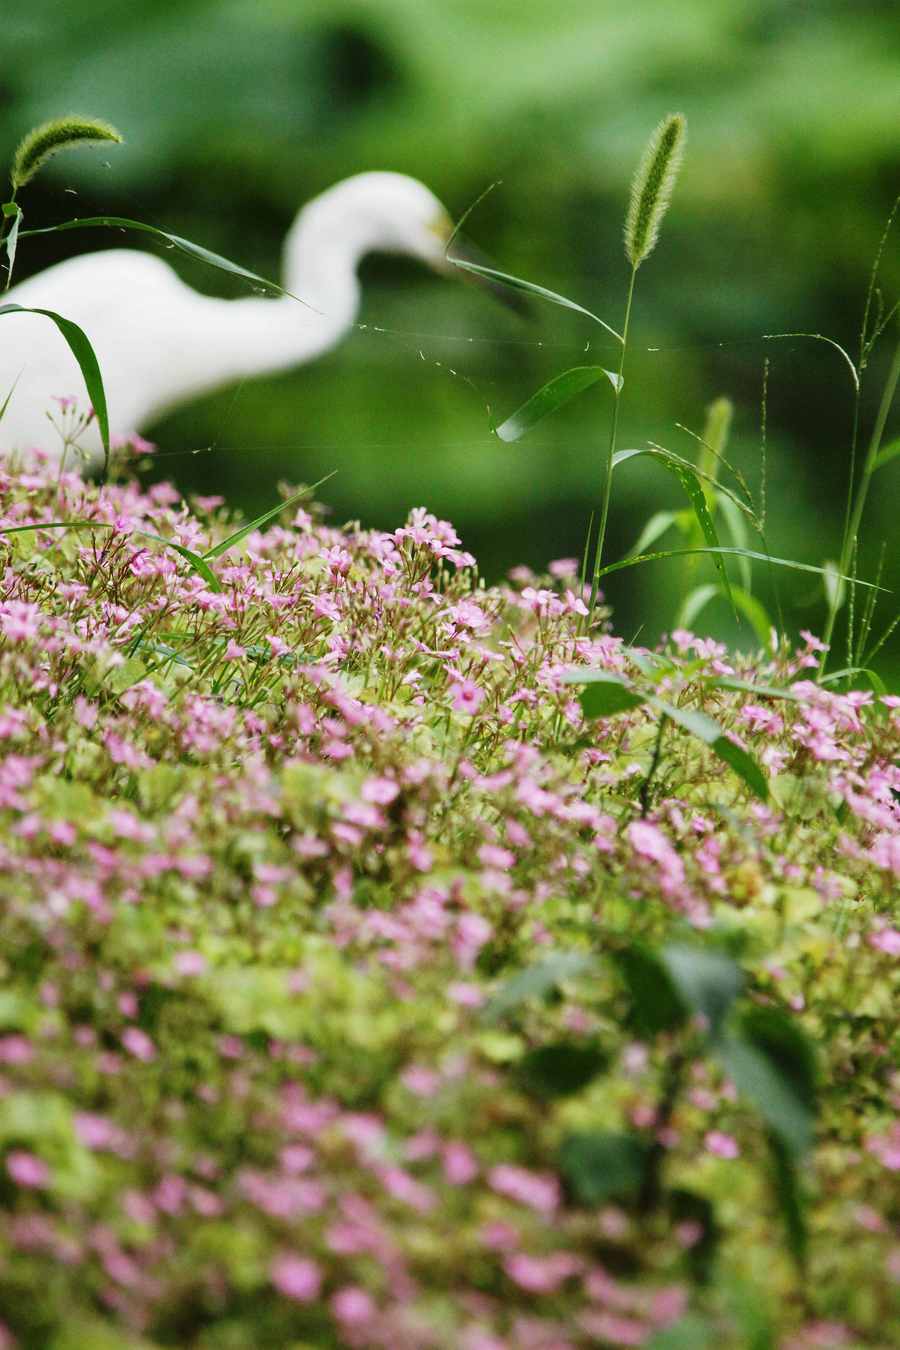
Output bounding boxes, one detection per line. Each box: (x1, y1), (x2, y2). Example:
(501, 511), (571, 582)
(0, 172), (456, 468)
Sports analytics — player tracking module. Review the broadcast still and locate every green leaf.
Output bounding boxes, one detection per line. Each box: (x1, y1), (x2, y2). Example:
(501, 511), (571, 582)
(483, 951), (596, 1022)
(596, 546), (886, 590)
(717, 1008), (816, 1157)
(647, 1318), (717, 1350)
(447, 255), (623, 342)
(614, 945), (686, 1037)
(203, 475), (335, 561)
(2, 201), (22, 289)
(677, 584), (774, 650)
(709, 677), (804, 702)
(767, 1132), (808, 1270)
(0, 304), (110, 468)
(612, 447), (736, 613)
(558, 1130), (649, 1206)
(495, 365), (621, 443)
(515, 1040), (609, 1099)
(873, 435), (900, 471)
(651, 697), (769, 801)
(561, 668), (646, 718)
(819, 666), (888, 695)
(660, 945), (742, 1037)
(716, 491), (753, 590)
(19, 215), (312, 309)
(135, 532), (222, 593)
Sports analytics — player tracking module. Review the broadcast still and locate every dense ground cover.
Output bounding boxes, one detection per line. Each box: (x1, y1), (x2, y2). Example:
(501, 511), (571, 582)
(0, 461), (897, 1348)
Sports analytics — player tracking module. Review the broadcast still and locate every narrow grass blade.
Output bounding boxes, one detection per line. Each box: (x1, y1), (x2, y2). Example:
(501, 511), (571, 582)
(761, 332), (859, 394)
(819, 666), (887, 695)
(447, 256), (623, 343)
(709, 677), (804, 702)
(203, 474), (336, 561)
(0, 304), (109, 465)
(596, 546), (886, 590)
(0, 372), (20, 426)
(19, 216), (315, 310)
(611, 446), (736, 613)
(716, 491), (752, 591)
(495, 366), (621, 443)
(873, 436), (900, 471)
(136, 533), (222, 592)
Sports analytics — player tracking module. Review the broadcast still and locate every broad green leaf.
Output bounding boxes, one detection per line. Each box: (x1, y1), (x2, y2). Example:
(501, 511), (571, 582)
(447, 255), (623, 342)
(717, 1008), (816, 1157)
(677, 583), (774, 649)
(614, 945), (686, 1037)
(625, 508), (679, 558)
(647, 1318), (717, 1350)
(0, 304), (110, 466)
(652, 697), (769, 801)
(495, 365), (621, 443)
(767, 1132), (808, 1270)
(561, 668), (646, 718)
(203, 475), (335, 561)
(20, 215), (313, 309)
(515, 1039), (609, 1099)
(716, 490), (753, 590)
(558, 1130), (649, 1206)
(483, 951), (596, 1022)
(873, 435), (900, 471)
(660, 944), (743, 1037)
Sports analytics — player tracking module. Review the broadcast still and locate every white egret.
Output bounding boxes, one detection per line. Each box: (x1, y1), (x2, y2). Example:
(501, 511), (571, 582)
(0, 172), (457, 468)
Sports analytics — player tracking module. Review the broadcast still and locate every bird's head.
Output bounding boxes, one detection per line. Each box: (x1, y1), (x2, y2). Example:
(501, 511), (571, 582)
(303, 171), (454, 272)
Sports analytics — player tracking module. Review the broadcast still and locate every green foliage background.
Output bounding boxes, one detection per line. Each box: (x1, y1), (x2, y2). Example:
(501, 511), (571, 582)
(2, 0), (899, 668)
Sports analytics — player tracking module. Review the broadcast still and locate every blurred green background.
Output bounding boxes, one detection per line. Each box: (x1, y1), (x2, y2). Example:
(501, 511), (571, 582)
(3, 0), (899, 671)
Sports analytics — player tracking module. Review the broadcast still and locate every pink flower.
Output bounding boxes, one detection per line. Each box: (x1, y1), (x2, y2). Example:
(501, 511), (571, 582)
(331, 1286), (376, 1325)
(504, 1251), (581, 1293)
(450, 678), (485, 715)
(488, 1164), (560, 1215)
(704, 1130), (740, 1159)
(6, 1151), (49, 1188)
(174, 950), (207, 976)
(271, 1253), (322, 1302)
(443, 1141), (478, 1185)
(121, 1027), (156, 1062)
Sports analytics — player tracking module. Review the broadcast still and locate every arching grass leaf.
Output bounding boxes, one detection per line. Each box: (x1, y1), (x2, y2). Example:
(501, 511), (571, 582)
(625, 508), (679, 558)
(447, 255), (623, 342)
(19, 216), (313, 309)
(495, 366), (621, 443)
(596, 546), (886, 590)
(0, 303), (110, 469)
(203, 475), (336, 561)
(2, 202), (22, 290)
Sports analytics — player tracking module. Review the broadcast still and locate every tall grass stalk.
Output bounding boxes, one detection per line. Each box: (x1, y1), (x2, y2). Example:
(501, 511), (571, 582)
(819, 330), (900, 672)
(588, 114), (686, 619)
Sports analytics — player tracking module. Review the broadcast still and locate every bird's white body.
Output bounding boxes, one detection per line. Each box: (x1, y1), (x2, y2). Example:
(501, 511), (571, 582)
(0, 173), (451, 466)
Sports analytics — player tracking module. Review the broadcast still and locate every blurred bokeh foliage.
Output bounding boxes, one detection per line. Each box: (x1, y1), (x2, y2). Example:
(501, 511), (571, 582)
(3, 0), (899, 667)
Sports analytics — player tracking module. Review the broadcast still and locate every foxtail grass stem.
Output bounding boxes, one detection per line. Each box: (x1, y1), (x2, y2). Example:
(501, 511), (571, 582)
(588, 266), (636, 619)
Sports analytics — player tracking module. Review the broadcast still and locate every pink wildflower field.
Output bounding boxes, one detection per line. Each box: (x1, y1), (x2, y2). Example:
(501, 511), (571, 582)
(0, 463), (897, 1349)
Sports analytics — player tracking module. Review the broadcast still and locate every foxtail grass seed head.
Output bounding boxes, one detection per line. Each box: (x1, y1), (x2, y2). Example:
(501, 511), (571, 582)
(10, 116), (123, 192)
(624, 113), (687, 269)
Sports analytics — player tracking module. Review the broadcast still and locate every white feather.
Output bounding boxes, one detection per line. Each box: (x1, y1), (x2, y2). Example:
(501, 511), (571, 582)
(0, 172), (451, 466)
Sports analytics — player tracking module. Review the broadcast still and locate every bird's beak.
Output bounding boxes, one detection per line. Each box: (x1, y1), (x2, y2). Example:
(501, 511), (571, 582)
(427, 212), (530, 317)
